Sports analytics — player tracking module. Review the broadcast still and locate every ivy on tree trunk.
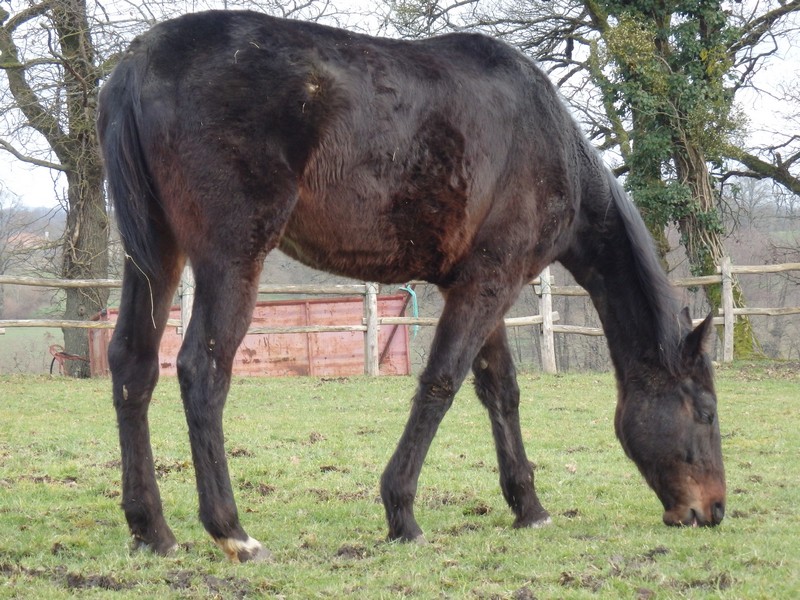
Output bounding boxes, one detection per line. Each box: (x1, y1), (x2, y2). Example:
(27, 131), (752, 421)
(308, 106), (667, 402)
(592, 0), (760, 358)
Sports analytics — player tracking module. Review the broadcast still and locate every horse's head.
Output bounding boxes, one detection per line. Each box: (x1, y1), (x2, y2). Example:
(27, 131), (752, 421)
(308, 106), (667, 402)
(615, 312), (726, 527)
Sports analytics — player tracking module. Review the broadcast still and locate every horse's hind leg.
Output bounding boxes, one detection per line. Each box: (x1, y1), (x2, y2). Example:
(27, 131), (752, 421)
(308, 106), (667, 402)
(109, 249), (184, 555)
(176, 253), (272, 563)
(472, 325), (551, 528)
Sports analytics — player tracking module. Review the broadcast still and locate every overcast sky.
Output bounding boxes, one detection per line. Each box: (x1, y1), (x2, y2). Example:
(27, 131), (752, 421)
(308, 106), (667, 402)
(1, 157), (63, 208)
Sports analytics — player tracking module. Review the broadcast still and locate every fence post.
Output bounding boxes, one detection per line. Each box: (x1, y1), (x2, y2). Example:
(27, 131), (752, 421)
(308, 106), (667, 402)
(180, 265), (194, 338)
(364, 282), (380, 375)
(720, 256), (734, 363)
(539, 266), (557, 374)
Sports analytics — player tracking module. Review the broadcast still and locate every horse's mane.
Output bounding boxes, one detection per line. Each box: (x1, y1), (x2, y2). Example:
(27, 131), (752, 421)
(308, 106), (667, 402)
(605, 170), (684, 375)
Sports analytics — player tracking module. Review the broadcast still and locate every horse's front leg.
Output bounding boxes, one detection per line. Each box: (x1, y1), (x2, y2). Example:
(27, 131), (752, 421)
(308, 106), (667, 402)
(380, 278), (524, 542)
(472, 325), (550, 528)
(380, 373), (457, 542)
(177, 261), (271, 563)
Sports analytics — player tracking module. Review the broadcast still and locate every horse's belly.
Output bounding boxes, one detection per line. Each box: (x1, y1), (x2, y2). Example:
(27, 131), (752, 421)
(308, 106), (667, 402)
(278, 211), (408, 283)
(279, 183), (475, 284)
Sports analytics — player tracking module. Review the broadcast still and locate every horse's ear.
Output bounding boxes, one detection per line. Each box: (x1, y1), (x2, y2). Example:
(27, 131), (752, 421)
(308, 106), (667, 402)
(683, 311), (714, 359)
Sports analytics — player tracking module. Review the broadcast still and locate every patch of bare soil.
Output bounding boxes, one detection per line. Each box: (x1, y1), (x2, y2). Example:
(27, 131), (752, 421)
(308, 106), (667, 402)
(65, 572), (130, 591)
(14, 474), (78, 486)
(445, 522), (481, 536)
(1, 562), (133, 591)
(229, 446), (255, 458)
(419, 489), (475, 509)
(681, 572), (733, 591)
(335, 543), (369, 559)
(165, 570), (253, 598)
(557, 547), (733, 596)
(558, 570), (604, 592)
(154, 459), (190, 477)
(238, 479), (276, 496)
(463, 502), (492, 516)
(318, 376), (350, 384)
(512, 585), (537, 599)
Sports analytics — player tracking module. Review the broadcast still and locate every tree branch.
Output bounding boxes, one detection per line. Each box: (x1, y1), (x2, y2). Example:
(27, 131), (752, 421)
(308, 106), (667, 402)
(0, 138), (66, 171)
(0, 2), (52, 33)
(729, 0), (800, 56)
(724, 148), (800, 196)
(0, 3), (71, 166)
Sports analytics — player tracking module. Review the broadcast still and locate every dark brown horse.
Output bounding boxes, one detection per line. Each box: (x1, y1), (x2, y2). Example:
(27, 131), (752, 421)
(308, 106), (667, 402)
(97, 10), (725, 562)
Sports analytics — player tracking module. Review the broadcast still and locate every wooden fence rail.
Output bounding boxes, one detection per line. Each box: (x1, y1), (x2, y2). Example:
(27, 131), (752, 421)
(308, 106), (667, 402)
(1, 258), (798, 374)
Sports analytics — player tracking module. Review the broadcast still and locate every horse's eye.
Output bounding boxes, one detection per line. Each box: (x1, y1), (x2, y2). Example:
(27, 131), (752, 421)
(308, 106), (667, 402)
(696, 409), (715, 425)
(693, 391), (716, 425)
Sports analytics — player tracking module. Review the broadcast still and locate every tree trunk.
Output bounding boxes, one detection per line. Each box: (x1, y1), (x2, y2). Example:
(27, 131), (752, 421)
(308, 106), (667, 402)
(55, 0), (109, 377)
(674, 143), (760, 359)
(61, 168), (108, 377)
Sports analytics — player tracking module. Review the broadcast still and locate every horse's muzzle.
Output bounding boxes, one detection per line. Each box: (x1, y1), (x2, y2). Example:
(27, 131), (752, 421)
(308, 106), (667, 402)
(663, 501), (725, 527)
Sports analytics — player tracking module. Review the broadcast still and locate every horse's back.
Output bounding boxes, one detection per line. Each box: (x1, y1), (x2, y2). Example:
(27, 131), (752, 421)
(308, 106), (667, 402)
(108, 10), (583, 285)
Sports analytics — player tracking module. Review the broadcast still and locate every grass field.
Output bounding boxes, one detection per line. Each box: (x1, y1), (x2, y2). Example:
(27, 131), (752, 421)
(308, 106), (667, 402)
(0, 363), (798, 598)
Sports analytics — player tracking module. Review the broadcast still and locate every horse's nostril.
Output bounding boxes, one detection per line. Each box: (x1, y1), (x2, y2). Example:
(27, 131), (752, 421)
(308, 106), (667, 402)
(711, 501), (725, 524)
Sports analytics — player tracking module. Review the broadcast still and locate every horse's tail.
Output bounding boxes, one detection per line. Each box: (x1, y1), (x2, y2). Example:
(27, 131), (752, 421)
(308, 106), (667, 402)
(97, 47), (164, 278)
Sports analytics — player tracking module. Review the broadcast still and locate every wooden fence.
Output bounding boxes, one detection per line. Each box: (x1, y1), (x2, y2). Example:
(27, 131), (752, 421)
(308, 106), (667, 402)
(1, 258), (799, 374)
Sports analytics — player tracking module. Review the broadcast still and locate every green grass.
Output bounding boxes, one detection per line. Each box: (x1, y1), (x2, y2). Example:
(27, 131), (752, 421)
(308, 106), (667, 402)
(0, 363), (798, 598)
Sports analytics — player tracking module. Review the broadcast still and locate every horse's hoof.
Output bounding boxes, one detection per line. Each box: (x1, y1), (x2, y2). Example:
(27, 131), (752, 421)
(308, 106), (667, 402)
(514, 513), (552, 529)
(387, 525), (426, 544)
(386, 533), (427, 546)
(131, 536), (179, 557)
(215, 536), (272, 563)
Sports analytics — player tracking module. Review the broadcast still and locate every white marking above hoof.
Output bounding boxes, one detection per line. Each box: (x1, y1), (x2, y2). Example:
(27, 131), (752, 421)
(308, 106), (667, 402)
(215, 536), (272, 563)
(528, 516), (552, 529)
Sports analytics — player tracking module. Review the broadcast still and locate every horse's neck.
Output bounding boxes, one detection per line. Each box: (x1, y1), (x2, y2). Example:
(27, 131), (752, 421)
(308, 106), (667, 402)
(558, 173), (679, 378)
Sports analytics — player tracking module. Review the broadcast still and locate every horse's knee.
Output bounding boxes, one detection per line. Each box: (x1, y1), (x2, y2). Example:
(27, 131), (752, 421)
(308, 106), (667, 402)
(176, 332), (233, 389)
(176, 335), (219, 395)
(107, 333), (143, 378)
(107, 334), (125, 374)
(419, 371), (457, 407)
(109, 336), (160, 410)
(175, 343), (198, 388)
